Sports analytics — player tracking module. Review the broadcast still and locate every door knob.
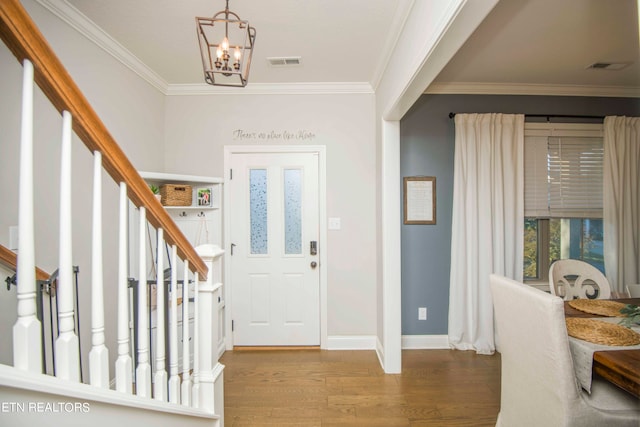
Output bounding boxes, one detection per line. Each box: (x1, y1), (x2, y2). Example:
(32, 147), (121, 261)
(310, 261), (317, 269)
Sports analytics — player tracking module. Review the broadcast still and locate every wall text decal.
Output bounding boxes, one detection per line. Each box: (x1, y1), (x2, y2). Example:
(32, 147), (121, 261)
(232, 129), (316, 142)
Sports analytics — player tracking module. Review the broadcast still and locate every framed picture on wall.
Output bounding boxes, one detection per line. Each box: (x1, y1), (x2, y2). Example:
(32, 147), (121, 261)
(403, 176), (436, 225)
(197, 187), (212, 207)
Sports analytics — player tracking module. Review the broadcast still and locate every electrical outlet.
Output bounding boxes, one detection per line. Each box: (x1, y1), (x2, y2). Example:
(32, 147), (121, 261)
(418, 307), (427, 320)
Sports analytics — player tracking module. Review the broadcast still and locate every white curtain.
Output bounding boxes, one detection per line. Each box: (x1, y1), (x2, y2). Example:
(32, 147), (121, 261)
(448, 113), (524, 354)
(603, 116), (640, 294)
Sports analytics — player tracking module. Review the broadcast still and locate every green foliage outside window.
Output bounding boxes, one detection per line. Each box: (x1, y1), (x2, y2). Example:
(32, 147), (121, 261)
(524, 218), (604, 280)
(523, 219), (538, 279)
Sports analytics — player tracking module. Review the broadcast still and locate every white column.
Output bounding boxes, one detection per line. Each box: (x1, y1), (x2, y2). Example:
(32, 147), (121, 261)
(181, 260), (192, 407)
(89, 151), (109, 388)
(168, 245), (180, 403)
(115, 182), (132, 393)
(153, 229), (168, 401)
(191, 271), (200, 409)
(195, 245), (225, 415)
(13, 59), (42, 373)
(55, 110), (80, 382)
(136, 207), (151, 397)
(382, 120), (402, 374)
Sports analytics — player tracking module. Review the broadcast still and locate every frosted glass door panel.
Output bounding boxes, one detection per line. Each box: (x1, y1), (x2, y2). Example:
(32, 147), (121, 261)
(250, 169), (268, 254)
(284, 169), (302, 255)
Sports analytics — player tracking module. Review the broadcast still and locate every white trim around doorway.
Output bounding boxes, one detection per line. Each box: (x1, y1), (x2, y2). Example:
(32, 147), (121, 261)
(223, 145), (328, 349)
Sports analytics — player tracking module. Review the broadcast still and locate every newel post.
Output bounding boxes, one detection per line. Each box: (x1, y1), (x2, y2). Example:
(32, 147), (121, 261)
(194, 244), (225, 419)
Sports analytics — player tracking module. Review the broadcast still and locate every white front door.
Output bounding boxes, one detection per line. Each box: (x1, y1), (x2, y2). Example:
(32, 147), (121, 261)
(229, 152), (320, 346)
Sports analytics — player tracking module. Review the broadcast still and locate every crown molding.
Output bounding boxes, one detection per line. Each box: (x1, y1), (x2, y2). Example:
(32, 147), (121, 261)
(36, 0), (169, 93)
(35, 0), (375, 97)
(370, 0), (415, 91)
(165, 82), (375, 96)
(426, 82), (640, 98)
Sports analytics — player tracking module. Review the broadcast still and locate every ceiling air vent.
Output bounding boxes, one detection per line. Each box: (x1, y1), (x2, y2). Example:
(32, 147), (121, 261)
(267, 56), (302, 67)
(586, 62), (631, 70)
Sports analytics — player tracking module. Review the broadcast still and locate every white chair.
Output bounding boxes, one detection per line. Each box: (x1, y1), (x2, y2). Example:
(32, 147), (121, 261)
(490, 274), (640, 427)
(549, 259), (611, 300)
(626, 284), (640, 298)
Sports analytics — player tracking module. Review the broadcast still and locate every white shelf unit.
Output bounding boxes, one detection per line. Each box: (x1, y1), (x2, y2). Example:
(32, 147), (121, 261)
(138, 171), (226, 359)
(139, 171), (224, 249)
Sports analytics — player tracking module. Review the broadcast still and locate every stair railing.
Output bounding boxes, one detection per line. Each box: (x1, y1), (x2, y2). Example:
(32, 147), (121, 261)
(0, 244), (83, 378)
(0, 0), (223, 418)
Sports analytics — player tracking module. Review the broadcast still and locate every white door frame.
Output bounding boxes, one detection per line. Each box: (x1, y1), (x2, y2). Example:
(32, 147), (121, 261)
(223, 145), (327, 349)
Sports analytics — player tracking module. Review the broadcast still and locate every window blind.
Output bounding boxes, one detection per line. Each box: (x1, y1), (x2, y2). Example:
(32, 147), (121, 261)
(547, 136), (603, 218)
(524, 123), (603, 219)
(524, 136), (549, 217)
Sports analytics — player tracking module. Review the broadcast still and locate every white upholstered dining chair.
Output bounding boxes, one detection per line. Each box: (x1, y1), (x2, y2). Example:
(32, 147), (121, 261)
(548, 259), (611, 300)
(490, 274), (640, 427)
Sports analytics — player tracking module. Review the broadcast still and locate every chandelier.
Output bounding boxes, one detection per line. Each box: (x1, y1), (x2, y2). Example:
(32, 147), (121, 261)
(196, 0), (256, 87)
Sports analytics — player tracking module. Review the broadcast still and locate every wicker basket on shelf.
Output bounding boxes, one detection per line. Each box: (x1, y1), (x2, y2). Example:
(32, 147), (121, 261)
(160, 184), (192, 206)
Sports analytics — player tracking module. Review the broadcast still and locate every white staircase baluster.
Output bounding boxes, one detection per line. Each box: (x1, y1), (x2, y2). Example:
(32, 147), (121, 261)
(168, 245), (180, 403)
(13, 59), (42, 373)
(136, 207), (151, 397)
(89, 151), (109, 388)
(55, 110), (80, 382)
(115, 182), (132, 393)
(153, 228), (168, 401)
(192, 271), (200, 409)
(181, 261), (191, 406)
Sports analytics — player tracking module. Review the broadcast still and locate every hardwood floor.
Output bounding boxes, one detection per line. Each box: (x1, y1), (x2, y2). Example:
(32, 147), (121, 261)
(220, 349), (501, 426)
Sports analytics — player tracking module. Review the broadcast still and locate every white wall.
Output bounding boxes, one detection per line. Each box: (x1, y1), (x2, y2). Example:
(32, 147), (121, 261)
(164, 92), (378, 337)
(0, 0), (166, 374)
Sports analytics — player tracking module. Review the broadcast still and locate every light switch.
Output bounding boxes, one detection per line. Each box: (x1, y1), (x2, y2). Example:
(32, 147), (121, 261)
(328, 217), (341, 230)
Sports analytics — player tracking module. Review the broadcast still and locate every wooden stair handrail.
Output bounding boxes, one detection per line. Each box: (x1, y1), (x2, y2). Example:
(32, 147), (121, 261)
(0, 0), (207, 279)
(0, 244), (50, 282)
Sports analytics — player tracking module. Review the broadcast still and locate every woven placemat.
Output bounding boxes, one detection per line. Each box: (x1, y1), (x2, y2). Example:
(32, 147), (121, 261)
(566, 318), (640, 346)
(568, 299), (627, 317)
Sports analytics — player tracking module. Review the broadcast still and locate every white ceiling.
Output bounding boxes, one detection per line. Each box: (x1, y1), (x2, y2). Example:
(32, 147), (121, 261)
(432, 0), (640, 91)
(63, 0), (411, 86)
(58, 0), (639, 94)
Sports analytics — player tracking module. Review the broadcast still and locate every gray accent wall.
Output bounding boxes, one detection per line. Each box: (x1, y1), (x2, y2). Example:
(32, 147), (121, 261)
(400, 94), (640, 336)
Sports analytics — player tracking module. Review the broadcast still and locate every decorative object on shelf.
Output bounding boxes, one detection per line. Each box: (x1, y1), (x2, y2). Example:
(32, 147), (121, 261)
(196, 0), (256, 87)
(197, 187), (213, 207)
(160, 184), (193, 206)
(403, 176), (436, 225)
(149, 184), (162, 203)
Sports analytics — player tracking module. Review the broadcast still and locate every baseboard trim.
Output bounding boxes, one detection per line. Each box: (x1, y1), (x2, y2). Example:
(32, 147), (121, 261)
(233, 346), (320, 351)
(326, 335), (377, 350)
(401, 335), (450, 349)
(217, 335), (451, 352)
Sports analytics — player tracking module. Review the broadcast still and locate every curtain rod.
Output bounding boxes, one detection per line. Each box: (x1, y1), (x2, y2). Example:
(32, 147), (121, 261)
(448, 112), (605, 121)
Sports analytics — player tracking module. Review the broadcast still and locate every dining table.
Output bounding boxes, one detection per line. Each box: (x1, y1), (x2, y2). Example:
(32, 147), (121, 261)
(564, 297), (640, 399)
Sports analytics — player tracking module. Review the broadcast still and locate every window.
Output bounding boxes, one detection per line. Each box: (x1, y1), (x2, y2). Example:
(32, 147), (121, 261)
(523, 123), (604, 281)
